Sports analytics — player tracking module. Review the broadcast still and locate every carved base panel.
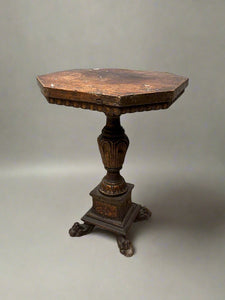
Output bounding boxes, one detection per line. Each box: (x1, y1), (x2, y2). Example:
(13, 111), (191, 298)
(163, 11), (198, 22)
(90, 183), (134, 222)
(82, 202), (140, 236)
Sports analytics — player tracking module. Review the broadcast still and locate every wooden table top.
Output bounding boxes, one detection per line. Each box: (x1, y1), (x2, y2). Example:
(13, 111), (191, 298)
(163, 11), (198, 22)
(37, 68), (188, 115)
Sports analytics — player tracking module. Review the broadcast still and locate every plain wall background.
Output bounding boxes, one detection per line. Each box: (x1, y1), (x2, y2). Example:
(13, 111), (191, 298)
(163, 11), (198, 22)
(0, 1), (224, 299)
(1, 0), (224, 171)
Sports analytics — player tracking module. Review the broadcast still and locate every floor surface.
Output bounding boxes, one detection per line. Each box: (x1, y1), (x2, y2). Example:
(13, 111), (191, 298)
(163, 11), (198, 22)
(1, 162), (224, 300)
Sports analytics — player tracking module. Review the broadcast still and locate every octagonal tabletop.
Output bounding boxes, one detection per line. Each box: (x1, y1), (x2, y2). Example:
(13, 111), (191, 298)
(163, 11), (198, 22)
(37, 68), (188, 115)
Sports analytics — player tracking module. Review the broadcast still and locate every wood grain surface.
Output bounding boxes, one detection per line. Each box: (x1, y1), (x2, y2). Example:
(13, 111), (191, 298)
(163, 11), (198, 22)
(37, 68), (188, 115)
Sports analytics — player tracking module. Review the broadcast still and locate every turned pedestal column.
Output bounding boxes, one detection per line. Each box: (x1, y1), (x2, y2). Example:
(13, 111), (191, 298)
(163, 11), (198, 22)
(69, 114), (151, 256)
(37, 68), (188, 257)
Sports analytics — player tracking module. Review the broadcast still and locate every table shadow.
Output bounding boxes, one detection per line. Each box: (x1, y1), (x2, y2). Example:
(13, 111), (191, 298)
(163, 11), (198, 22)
(129, 180), (225, 241)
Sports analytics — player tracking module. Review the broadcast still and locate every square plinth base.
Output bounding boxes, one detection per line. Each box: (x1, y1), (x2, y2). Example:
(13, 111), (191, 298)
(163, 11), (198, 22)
(90, 183), (134, 221)
(82, 202), (140, 235)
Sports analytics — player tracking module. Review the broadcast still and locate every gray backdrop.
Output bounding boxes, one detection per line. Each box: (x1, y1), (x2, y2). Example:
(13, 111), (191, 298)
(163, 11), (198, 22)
(1, 1), (224, 299)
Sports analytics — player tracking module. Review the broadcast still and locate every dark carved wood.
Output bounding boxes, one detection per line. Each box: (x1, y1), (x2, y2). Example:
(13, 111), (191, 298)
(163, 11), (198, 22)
(37, 68), (189, 257)
(46, 96), (181, 116)
(117, 235), (134, 257)
(98, 115), (129, 196)
(134, 206), (152, 222)
(69, 222), (94, 237)
(90, 184), (133, 221)
(82, 202), (140, 236)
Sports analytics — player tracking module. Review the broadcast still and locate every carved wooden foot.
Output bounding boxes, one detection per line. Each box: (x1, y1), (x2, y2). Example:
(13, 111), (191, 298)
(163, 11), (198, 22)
(69, 222), (94, 237)
(117, 235), (134, 257)
(134, 206), (152, 222)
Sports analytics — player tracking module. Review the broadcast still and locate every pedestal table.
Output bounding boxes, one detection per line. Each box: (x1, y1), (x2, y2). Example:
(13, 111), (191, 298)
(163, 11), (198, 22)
(37, 68), (188, 257)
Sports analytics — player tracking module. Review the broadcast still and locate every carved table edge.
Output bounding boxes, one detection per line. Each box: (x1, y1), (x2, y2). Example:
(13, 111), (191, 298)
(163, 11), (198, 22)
(47, 97), (174, 115)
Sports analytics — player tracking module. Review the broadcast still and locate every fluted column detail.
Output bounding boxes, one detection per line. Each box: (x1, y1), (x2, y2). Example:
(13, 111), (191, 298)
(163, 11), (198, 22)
(97, 115), (129, 196)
